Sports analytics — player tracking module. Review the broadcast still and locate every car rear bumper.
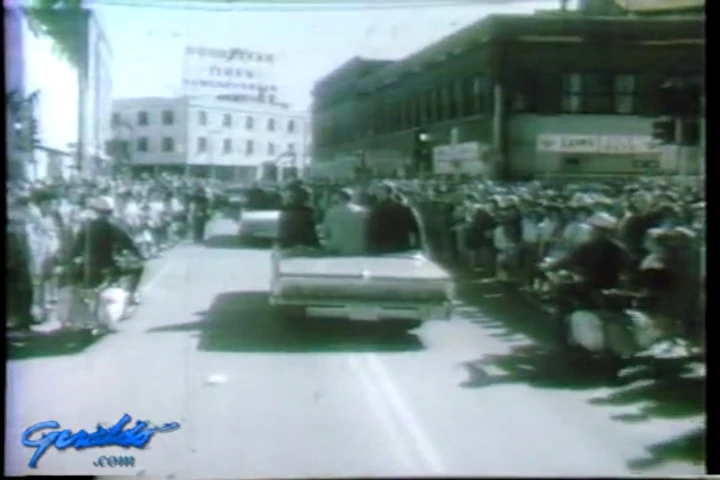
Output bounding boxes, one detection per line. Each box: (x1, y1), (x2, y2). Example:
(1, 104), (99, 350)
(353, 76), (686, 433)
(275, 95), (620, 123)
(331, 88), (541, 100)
(270, 296), (452, 322)
(238, 226), (277, 239)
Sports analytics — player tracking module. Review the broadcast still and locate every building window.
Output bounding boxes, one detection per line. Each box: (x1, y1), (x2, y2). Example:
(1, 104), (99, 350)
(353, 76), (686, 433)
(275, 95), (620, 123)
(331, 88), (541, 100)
(460, 77), (482, 116)
(583, 73), (614, 114)
(512, 74), (537, 113)
(223, 113), (232, 127)
(137, 111), (149, 126)
(268, 142), (275, 155)
(161, 137), (174, 152)
(614, 74), (636, 114)
(267, 118), (276, 131)
(197, 137), (207, 153)
(162, 110), (174, 125)
(451, 79), (463, 118)
(439, 86), (451, 120)
(245, 139), (254, 155)
(562, 73), (616, 114)
(287, 143), (295, 153)
(562, 74), (583, 113)
(246, 116), (254, 130)
(223, 138), (232, 153)
(198, 110), (207, 126)
(288, 119), (296, 133)
(112, 112), (121, 126)
(472, 76), (488, 114)
(137, 137), (149, 152)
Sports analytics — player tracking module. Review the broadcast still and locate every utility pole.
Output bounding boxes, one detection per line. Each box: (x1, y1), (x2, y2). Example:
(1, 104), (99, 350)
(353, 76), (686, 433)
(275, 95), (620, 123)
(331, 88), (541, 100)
(76, 9), (91, 177)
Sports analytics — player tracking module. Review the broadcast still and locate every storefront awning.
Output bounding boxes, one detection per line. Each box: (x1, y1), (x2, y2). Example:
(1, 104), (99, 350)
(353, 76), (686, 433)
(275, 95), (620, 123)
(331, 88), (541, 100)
(614, 0), (704, 11)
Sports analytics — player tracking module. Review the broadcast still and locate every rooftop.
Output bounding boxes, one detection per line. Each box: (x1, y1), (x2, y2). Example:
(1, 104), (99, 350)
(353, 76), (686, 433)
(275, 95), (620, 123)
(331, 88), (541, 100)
(357, 13), (704, 90)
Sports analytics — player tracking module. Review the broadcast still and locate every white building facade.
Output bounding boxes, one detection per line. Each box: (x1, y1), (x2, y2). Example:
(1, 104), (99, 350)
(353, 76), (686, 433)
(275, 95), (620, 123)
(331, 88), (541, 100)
(112, 96), (310, 182)
(6, 7), (113, 182)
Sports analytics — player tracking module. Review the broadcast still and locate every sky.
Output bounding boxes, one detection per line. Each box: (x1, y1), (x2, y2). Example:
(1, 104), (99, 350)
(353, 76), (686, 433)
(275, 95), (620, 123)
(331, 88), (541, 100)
(20, 0), (562, 150)
(92, 0), (560, 109)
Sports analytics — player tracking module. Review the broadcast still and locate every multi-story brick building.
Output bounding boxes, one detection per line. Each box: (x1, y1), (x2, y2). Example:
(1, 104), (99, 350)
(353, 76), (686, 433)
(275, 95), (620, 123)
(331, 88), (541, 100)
(112, 97), (310, 182)
(311, 11), (704, 180)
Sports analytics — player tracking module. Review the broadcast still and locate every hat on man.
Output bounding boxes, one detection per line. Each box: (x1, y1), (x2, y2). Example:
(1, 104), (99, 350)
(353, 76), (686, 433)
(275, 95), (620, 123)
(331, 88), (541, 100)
(90, 196), (115, 212)
(587, 212), (618, 231)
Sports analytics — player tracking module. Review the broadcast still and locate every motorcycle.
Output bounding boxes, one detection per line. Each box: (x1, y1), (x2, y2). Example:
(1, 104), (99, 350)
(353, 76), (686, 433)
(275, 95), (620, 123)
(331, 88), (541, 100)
(539, 265), (670, 364)
(55, 253), (142, 336)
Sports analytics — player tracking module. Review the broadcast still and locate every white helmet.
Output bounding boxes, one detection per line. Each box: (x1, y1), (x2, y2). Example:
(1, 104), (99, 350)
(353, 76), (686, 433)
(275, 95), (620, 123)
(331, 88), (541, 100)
(587, 212), (618, 231)
(91, 196), (115, 212)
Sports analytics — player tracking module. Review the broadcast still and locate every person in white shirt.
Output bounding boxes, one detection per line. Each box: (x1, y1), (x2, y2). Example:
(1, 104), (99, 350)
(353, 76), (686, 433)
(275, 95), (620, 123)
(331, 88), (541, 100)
(322, 188), (369, 255)
(538, 204), (565, 259)
(521, 205), (542, 289)
(561, 202), (593, 251)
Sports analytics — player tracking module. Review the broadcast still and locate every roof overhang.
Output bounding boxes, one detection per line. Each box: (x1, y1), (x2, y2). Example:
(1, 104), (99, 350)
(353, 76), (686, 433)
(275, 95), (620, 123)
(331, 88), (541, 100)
(614, 0), (704, 11)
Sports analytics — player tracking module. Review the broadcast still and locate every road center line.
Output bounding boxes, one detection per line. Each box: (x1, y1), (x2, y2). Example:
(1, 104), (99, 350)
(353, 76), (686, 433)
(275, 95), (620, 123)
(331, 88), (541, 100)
(358, 352), (447, 475)
(348, 355), (417, 472)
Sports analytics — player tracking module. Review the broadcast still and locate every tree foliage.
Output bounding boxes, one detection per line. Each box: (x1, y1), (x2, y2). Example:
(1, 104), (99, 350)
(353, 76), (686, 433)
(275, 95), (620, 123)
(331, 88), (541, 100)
(24, 0), (87, 69)
(7, 90), (42, 151)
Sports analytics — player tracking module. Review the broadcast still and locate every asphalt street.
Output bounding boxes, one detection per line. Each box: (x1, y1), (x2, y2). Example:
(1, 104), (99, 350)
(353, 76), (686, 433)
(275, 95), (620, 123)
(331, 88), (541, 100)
(6, 218), (706, 477)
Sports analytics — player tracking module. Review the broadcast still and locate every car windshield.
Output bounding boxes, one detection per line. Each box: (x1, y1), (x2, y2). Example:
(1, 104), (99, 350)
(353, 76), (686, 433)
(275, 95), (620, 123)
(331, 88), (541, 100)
(245, 190), (282, 210)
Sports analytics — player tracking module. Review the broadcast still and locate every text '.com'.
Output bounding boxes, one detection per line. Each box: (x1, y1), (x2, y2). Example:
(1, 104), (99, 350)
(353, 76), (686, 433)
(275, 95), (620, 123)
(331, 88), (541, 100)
(93, 456), (136, 468)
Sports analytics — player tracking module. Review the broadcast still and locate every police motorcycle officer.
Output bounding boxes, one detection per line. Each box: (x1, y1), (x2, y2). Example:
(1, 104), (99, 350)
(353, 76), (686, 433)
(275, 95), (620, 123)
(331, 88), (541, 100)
(538, 212), (669, 364)
(63, 196), (146, 332)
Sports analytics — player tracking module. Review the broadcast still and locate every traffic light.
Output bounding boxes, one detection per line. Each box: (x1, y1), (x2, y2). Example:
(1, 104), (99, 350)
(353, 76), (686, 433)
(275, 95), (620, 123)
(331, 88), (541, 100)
(679, 119), (700, 146)
(657, 81), (701, 118)
(651, 117), (675, 144)
(412, 129), (433, 171)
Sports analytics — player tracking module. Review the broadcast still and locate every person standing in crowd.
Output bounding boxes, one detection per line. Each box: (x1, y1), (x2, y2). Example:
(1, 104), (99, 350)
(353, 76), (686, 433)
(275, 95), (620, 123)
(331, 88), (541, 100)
(538, 203), (565, 260)
(493, 196), (523, 282)
(322, 188), (368, 255)
(8, 189), (38, 331)
(618, 191), (655, 262)
(520, 202), (542, 289)
(466, 194), (498, 274)
(278, 184), (320, 249)
(560, 196), (593, 252)
(366, 182), (420, 254)
(189, 186), (211, 243)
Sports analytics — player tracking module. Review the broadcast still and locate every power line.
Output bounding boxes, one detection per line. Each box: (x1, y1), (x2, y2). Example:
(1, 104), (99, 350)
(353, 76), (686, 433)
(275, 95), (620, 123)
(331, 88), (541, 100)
(90, 0), (545, 12)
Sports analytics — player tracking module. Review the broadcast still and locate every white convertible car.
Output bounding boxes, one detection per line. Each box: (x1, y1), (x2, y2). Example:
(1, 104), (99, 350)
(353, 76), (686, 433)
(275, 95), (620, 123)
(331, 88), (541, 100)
(270, 247), (455, 331)
(238, 189), (283, 242)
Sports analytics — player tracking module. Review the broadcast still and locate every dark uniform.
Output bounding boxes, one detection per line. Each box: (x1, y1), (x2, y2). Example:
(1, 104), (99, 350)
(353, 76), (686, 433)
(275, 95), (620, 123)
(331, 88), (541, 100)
(549, 234), (633, 330)
(70, 217), (144, 290)
(366, 198), (420, 254)
(277, 187), (319, 249)
(189, 189), (211, 243)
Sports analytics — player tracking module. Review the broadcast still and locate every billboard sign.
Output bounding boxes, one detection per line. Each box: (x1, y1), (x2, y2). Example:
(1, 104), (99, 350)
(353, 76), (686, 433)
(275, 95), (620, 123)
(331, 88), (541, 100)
(182, 45), (278, 97)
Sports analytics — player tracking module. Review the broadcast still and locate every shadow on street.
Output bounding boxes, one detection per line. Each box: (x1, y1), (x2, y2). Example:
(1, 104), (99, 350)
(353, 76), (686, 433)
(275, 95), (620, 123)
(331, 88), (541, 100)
(7, 329), (100, 360)
(146, 291), (424, 354)
(626, 427), (705, 471)
(454, 275), (706, 471)
(203, 234), (272, 250)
